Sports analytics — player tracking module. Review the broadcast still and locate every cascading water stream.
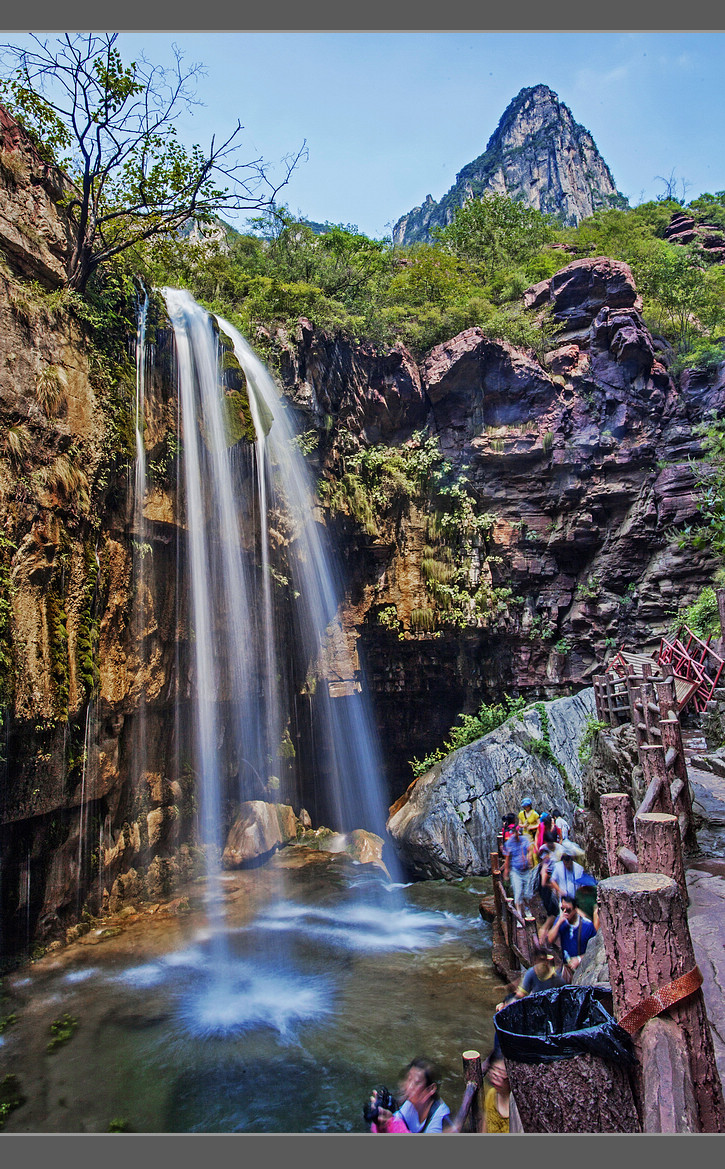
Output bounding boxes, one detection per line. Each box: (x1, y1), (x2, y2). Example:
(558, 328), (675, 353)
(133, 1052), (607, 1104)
(214, 315), (395, 847)
(130, 288), (149, 839)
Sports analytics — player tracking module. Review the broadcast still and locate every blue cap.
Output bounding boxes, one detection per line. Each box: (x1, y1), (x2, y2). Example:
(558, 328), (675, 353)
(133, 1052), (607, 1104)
(521, 797), (532, 807)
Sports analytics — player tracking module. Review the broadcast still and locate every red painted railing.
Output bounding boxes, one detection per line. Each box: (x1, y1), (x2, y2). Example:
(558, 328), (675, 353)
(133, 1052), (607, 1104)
(658, 626), (725, 712)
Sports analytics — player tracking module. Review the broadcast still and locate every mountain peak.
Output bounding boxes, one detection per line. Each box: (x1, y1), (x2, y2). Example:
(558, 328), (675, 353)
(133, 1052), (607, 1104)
(393, 85), (627, 246)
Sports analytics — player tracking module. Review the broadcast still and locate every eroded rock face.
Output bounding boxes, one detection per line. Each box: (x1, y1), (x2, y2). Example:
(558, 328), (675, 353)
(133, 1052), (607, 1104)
(387, 690), (594, 879)
(279, 256), (718, 796)
(277, 319), (427, 444)
(0, 103), (75, 288)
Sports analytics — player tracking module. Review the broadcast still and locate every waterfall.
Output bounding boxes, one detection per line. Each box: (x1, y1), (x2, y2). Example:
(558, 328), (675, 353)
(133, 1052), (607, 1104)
(159, 289), (396, 907)
(214, 314), (392, 841)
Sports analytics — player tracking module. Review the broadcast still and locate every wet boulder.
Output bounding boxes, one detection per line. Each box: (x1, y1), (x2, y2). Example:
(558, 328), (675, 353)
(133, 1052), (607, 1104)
(222, 801), (298, 868)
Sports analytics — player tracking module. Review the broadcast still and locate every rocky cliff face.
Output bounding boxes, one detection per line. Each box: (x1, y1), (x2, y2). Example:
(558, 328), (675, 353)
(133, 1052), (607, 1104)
(393, 84), (627, 246)
(387, 689), (594, 879)
(278, 256), (720, 795)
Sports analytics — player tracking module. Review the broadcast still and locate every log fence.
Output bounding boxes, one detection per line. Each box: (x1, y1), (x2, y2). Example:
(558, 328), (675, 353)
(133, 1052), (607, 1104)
(484, 628), (725, 1132)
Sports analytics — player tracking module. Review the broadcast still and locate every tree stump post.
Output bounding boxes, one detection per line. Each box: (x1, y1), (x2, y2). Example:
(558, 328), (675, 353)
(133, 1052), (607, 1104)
(461, 1050), (483, 1133)
(640, 1016), (699, 1132)
(601, 793), (636, 877)
(659, 715), (696, 850)
(639, 745), (675, 814)
(626, 677), (643, 742)
(655, 677), (677, 722)
(597, 873), (725, 1132)
(634, 811), (688, 904)
(523, 912), (538, 964)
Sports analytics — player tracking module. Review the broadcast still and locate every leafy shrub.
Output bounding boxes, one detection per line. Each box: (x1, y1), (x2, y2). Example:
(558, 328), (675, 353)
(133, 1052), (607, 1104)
(578, 716), (610, 765)
(409, 694), (527, 777)
(672, 585), (720, 639)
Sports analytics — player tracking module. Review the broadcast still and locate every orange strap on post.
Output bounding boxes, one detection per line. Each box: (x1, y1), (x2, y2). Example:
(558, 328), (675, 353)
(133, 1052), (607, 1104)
(618, 966), (703, 1035)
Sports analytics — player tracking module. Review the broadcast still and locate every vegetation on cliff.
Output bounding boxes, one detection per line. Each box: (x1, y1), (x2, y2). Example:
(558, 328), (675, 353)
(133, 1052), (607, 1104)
(150, 192), (725, 378)
(409, 693), (527, 777)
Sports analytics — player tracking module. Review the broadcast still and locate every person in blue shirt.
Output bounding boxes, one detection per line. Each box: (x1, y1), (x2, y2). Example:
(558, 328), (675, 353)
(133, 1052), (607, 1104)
(546, 893), (597, 972)
(369, 1057), (452, 1133)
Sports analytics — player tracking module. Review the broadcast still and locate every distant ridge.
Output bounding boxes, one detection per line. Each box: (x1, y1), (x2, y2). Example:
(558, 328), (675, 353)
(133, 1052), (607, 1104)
(393, 84), (627, 246)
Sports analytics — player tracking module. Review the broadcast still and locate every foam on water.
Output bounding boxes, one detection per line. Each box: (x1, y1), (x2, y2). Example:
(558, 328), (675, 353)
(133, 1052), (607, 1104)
(112, 963), (167, 988)
(250, 899), (458, 951)
(63, 967), (100, 984)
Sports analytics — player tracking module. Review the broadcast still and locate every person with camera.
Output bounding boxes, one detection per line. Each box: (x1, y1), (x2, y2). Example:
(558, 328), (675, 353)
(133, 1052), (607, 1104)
(367, 1057), (452, 1133)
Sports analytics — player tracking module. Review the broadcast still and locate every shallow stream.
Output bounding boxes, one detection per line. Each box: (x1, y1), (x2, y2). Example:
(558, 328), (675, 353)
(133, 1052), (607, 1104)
(0, 850), (501, 1133)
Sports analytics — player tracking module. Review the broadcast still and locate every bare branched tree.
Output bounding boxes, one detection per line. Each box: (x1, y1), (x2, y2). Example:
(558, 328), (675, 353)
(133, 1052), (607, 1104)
(0, 33), (306, 292)
(654, 168), (692, 207)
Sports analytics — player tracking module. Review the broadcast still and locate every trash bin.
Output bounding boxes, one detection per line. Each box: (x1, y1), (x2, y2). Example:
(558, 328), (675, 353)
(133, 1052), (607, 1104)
(493, 986), (640, 1132)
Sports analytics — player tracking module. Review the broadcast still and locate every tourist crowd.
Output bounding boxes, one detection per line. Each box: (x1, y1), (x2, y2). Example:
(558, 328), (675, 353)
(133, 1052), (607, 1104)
(368, 794), (598, 1135)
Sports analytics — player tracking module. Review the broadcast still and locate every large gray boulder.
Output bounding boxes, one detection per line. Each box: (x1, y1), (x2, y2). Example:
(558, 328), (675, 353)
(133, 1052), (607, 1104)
(387, 689), (595, 878)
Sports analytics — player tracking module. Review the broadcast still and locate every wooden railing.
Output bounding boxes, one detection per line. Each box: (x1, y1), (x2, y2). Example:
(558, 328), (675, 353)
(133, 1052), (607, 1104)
(447, 1050), (488, 1133)
(490, 845), (540, 971)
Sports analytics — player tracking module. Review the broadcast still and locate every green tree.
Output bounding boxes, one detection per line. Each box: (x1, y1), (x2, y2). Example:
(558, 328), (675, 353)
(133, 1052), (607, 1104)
(637, 241), (725, 352)
(0, 33), (303, 292)
(433, 193), (555, 279)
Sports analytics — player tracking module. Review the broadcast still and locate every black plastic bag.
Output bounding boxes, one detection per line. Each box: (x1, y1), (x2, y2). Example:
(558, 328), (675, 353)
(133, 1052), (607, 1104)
(493, 985), (636, 1065)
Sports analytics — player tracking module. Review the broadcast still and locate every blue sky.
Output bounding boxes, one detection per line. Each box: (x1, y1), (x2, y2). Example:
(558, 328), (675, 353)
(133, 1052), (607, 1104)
(10, 32), (725, 238)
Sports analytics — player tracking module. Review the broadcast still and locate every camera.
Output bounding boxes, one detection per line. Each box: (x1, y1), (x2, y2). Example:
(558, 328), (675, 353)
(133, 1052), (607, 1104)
(363, 1086), (398, 1124)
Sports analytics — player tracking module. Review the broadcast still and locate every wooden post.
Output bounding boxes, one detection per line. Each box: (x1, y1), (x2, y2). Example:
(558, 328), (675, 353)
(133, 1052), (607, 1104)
(639, 745), (675, 814)
(640, 1017), (699, 1132)
(490, 852), (507, 944)
(659, 716), (696, 850)
(594, 675), (605, 722)
(655, 677), (677, 722)
(597, 873), (725, 1132)
(634, 812), (688, 904)
(626, 676), (641, 738)
(523, 913), (538, 963)
(461, 1050), (483, 1133)
(600, 793), (636, 877)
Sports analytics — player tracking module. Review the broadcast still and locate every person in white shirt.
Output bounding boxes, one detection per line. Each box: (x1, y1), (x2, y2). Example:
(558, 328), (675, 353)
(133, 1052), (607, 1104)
(550, 847), (584, 902)
(551, 807), (570, 841)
